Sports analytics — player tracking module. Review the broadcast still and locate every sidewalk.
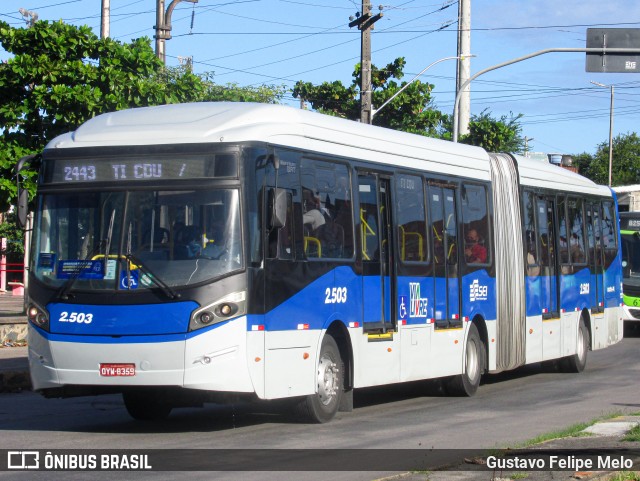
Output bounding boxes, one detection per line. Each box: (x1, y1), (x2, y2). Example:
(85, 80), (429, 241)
(0, 292), (29, 392)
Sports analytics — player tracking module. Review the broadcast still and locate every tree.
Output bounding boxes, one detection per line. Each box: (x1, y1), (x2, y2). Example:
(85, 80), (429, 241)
(456, 110), (524, 153)
(0, 20), (284, 212)
(293, 57), (443, 136)
(573, 132), (640, 186)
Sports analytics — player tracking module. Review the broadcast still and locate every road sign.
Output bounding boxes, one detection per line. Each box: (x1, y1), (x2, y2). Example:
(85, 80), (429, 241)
(586, 28), (640, 73)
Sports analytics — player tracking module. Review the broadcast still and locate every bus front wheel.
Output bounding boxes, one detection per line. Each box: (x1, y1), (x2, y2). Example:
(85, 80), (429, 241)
(445, 323), (484, 396)
(295, 334), (344, 423)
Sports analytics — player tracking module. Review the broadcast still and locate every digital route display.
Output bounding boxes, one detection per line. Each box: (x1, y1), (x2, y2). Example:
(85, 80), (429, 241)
(43, 153), (237, 183)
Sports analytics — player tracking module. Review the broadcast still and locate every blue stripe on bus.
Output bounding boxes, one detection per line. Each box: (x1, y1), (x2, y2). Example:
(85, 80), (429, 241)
(47, 301), (199, 336)
(37, 260), (622, 345)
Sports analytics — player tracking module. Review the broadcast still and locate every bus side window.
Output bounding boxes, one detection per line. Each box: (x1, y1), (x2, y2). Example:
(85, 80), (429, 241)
(602, 201), (618, 266)
(557, 195), (570, 265)
(523, 190), (540, 276)
(568, 198), (586, 265)
(301, 159), (353, 259)
(396, 174), (427, 263)
(461, 183), (490, 266)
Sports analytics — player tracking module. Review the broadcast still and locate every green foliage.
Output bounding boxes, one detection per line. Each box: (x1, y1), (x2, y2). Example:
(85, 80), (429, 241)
(573, 132), (640, 186)
(459, 110), (524, 152)
(0, 20), (284, 213)
(293, 57), (443, 136)
(0, 212), (24, 257)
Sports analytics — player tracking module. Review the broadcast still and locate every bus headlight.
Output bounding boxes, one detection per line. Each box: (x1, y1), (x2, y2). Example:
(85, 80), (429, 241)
(27, 303), (50, 332)
(189, 291), (247, 332)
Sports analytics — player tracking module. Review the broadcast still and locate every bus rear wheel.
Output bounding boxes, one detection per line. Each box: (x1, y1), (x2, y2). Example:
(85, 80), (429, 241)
(123, 390), (173, 421)
(295, 334), (343, 423)
(446, 323), (484, 396)
(559, 316), (589, 373)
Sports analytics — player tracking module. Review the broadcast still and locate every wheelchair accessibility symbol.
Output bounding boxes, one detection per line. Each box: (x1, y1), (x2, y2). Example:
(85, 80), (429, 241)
(399, 296), (408, 319)
(120, 271), (139, 289)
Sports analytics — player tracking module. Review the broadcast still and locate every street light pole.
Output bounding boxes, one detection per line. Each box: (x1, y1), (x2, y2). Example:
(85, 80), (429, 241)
(155, 0), (198, 64)
(591, 81), (614, 187)
(371, 55), (472, 121)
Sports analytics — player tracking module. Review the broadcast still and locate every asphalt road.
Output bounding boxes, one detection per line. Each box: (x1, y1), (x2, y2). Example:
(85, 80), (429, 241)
(1, 325), (639, 480)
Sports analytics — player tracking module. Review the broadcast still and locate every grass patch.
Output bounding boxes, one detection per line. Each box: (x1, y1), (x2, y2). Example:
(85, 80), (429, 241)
(608, 473), (640, 481)
(623, 424), (640, 442)
(512, 411), (640, 448)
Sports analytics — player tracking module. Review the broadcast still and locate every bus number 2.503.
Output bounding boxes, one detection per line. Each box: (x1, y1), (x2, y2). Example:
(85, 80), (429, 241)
(59, 312), (94, 324)
(325, 287), (347, 304)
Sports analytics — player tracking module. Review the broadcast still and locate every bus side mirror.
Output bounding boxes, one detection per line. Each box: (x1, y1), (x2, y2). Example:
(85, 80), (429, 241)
(15, 154), (36, 229)
(269, 188), (287, 229)
(17, 188), (28, 228)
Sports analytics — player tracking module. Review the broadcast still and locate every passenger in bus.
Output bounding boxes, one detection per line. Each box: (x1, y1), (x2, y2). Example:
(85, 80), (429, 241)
(527, 247), (540, 277)
(302, 189), (326, 231)
(570, 233), (585, 263)
(464, 228), (487, 264)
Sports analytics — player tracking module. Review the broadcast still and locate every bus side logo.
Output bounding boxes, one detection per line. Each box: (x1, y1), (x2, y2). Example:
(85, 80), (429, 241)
(470, 280), (488, 302)
(409, 282), (428, 318)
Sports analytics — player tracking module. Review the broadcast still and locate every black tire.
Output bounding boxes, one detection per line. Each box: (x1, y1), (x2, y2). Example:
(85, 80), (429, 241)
(295, 334), (344, 423)
(445, 323), (484, 396)
(559, 316), (589, 373)
(122, 391), (172, 421)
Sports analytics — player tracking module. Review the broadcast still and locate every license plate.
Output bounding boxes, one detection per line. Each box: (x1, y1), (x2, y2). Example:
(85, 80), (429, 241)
(99, 363), (136, 377)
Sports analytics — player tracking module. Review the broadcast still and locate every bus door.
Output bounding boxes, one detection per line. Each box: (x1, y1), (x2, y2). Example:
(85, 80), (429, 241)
(537, 196), (560, 319)
(428, 183), (460, 328)
(358, 174), (395, 332)
(587, 203), (605, 314)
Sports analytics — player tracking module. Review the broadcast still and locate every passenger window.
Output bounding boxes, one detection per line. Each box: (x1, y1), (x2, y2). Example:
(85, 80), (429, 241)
(300, 159), (353, 259)
(429, 184), (457, 267)
(601, 201), (618, 265)
(568, 198), (586, 265)
(461, 184), (489, 265)
(523, 191), (540, 276)
(396, 174), (427, 263)
(557, 196), (570, 264)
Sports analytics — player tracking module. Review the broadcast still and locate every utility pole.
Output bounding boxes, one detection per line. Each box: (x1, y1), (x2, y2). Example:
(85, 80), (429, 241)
(524, 137), (534, 155)
(456, 0), (471, 136)
(101, 0), (110, 39)
(155, 0), (198, 64)
(349, 2), (383, 124)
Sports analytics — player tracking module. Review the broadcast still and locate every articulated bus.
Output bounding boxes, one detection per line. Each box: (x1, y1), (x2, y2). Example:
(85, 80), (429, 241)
(19, 103), (623, 422)
(620, 211), (640, 322)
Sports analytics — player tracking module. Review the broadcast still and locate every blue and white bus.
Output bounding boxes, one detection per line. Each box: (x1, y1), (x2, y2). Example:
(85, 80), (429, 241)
(19, 102), (623, 422)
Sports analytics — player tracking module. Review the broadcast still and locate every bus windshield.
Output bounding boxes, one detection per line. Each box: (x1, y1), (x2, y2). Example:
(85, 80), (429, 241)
(31, 188), (243, 292)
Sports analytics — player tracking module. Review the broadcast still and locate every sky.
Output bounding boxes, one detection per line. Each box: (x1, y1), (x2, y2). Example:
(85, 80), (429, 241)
(1, 0), (640, 156)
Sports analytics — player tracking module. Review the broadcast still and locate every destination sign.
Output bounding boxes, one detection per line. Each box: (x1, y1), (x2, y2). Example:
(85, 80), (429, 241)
(620, 216), (640, 231)
(43, 153), (238, 183)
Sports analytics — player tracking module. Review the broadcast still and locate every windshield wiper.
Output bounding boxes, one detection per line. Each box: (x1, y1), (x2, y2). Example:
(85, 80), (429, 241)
(124, 253), (181, 300)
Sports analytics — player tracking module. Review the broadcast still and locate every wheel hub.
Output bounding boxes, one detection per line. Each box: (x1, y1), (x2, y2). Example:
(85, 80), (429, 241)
(317, 356), (339, 406)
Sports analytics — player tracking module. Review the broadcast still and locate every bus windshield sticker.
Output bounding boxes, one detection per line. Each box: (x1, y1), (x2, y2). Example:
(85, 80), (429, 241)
(120, 270), (139, 290)
(57, 260), (105, 280)
(105, 259), (117, 280)
(37, 253), (56, 272)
